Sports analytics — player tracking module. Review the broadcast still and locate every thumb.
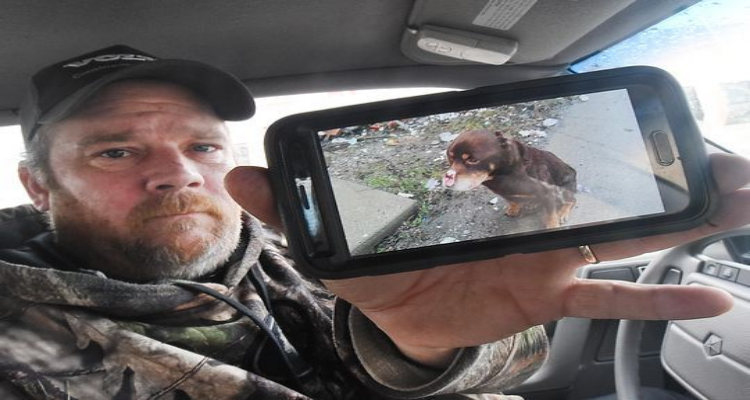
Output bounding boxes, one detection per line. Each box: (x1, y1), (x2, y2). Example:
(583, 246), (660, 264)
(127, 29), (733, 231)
(225, 166), (284, 231)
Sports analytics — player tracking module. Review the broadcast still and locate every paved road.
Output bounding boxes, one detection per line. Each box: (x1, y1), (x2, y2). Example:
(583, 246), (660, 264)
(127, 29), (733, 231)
(545, 90), (665, 227)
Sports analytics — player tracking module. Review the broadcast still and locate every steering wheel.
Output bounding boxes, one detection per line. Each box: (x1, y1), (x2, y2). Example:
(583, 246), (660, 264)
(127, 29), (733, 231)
(614, 226), (750, 400)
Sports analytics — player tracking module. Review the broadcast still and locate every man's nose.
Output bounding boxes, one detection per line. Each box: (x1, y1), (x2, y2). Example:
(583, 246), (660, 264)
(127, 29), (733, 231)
(144, 152), (205, 193)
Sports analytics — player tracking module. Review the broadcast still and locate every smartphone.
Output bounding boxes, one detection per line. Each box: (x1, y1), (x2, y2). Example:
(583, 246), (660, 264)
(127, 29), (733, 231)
(265, 66), (714, 279)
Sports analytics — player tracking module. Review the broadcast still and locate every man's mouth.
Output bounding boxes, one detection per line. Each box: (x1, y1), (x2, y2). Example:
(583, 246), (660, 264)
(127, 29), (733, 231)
(129, 192), (227, 231)
(152, 211), (196, 217)
(136, 208), (215, 230)
(147, 210), (210, 221)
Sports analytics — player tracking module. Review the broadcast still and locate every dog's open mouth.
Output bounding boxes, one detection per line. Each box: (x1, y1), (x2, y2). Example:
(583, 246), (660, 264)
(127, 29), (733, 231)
(443, 170), (456, 187)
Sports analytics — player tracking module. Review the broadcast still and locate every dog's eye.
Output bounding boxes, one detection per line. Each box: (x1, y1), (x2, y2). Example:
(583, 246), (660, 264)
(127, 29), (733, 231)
(465, 157), (480, 165)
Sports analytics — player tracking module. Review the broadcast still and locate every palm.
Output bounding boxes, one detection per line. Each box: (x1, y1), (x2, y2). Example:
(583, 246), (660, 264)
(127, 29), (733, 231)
(323, 250), (579, 349)
(226, 153), (750, 352)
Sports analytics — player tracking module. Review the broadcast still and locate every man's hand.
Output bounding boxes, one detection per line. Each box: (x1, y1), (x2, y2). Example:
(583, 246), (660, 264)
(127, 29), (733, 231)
(226, 153), (750, 367)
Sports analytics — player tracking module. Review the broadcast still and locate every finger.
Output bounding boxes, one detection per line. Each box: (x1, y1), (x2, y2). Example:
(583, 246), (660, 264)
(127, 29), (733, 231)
(564, 279), (733, 320)
(224, 166), (284, 230)
(710, 153), (750, 195)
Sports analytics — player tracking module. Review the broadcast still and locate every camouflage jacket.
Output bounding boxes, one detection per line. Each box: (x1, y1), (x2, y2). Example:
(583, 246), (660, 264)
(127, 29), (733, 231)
(0, 205), (548, 399)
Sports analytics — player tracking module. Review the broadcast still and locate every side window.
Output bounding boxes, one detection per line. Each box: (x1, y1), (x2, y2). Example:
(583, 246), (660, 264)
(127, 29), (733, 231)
(572, 0), (750, 157)
(0, 88), (448, 209)
(226, 88), (449, 167)
(0, 126), (28, 208)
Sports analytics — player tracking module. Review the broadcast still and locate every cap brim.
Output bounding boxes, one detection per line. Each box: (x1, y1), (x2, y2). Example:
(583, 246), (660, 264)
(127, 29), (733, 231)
(38, 59), (255, 125)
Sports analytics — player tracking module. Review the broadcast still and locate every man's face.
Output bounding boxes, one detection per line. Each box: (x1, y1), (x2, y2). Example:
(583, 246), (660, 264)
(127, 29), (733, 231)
(30, 80), (243, 282)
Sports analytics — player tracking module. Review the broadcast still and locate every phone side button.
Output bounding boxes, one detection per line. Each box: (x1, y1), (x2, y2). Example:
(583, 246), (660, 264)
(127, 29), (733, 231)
(651, 130), (675, 166)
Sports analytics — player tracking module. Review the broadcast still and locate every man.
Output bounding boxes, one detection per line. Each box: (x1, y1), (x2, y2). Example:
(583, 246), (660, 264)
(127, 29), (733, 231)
(0, 45), (748, 399)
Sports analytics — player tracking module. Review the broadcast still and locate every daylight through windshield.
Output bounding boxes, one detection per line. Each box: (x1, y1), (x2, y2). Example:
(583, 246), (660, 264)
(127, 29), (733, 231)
(573, 0), (750, 157)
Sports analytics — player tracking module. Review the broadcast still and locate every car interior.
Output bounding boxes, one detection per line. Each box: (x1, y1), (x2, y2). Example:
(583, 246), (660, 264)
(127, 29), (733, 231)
(1, 1), (748, 399)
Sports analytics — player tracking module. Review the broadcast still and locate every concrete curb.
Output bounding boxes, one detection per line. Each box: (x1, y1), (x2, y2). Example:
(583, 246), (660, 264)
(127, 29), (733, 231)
(330, 178), (417, 255)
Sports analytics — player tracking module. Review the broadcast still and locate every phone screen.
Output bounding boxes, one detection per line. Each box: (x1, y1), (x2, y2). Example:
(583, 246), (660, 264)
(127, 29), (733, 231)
(319, 88), (684, 256)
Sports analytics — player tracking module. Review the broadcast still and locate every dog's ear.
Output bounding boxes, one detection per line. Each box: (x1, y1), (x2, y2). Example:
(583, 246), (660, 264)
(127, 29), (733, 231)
(495, 131), (510, 148)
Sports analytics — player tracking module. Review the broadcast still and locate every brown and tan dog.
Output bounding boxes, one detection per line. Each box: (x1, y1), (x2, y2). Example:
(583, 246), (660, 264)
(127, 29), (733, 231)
(442, 129), (577, 228)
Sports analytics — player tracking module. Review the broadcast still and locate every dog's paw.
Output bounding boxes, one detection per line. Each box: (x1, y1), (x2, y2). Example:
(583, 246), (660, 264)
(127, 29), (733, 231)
(504, 203), (522, 217)
(558, 212), (570, 225)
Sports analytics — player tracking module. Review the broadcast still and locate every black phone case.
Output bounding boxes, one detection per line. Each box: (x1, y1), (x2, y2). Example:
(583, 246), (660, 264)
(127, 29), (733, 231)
(265, 66), (715, 279)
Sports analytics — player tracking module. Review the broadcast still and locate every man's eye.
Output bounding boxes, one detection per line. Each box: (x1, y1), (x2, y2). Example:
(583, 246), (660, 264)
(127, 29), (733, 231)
(192, 144), (219, 152)
(99, 149), (130, 159)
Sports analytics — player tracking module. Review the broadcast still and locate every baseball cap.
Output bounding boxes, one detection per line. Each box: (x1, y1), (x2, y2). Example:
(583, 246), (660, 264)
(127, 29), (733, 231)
(20, 44), (255, 143)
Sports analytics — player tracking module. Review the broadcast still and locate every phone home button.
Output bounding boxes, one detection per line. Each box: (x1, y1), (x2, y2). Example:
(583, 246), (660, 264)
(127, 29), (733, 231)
(651, 130), (675, 166)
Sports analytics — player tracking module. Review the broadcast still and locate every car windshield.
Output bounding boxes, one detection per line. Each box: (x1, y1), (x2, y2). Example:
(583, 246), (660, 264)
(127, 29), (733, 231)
(572, 0), (750, 157)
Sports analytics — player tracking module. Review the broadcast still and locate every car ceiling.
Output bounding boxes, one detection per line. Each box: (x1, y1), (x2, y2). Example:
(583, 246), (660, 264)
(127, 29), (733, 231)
(0, 0), (700, 127)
